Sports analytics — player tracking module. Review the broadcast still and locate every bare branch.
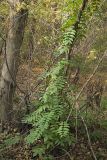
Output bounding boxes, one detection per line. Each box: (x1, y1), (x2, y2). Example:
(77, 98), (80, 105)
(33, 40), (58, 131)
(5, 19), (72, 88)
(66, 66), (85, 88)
(80, 115), (97, 160)
(66, 50), (107, 122)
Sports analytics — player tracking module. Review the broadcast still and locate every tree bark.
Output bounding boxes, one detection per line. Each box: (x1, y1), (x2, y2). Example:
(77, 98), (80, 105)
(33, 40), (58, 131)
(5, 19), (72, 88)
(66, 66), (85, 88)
(0, 1), (28, 123)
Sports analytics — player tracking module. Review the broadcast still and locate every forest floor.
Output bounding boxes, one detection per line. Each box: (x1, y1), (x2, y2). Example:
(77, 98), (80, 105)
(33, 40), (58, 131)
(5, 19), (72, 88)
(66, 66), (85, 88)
(16, 62), (107, 160)
(0, 60), (107, 160)
(0, 122), (107, 160)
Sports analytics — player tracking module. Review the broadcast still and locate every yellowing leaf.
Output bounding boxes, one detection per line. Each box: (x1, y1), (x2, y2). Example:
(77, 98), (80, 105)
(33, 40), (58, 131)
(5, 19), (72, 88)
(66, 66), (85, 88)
(86, 49), (97, 62)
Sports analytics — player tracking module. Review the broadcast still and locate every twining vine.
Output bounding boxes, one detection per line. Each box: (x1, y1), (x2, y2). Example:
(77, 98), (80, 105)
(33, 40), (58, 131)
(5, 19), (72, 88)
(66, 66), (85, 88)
(22, 0), (104, 159)
(0, 0), (102, 159)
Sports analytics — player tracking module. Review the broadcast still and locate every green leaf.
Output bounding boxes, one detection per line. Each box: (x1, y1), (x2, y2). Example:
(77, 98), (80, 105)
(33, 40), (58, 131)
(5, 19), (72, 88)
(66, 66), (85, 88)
(32, 146), (45, 157)
(4, 135), (20, 147)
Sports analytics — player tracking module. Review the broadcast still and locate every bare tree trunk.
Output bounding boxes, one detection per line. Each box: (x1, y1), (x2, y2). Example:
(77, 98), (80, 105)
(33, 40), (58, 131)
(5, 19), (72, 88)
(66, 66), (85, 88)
(0, 1), (28, 123)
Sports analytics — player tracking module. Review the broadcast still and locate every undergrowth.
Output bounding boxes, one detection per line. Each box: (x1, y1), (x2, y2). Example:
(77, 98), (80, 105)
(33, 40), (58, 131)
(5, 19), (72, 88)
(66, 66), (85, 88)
(0, 0), (107, 160)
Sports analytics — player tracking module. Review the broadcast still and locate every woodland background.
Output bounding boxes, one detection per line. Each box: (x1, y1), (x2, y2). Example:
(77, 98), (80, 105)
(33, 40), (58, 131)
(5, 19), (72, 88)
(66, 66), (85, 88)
(0, 0), (107, 159)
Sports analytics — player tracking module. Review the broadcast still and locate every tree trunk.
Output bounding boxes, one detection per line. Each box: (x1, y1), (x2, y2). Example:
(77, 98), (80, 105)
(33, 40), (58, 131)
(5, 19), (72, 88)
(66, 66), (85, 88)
(0, 1), (28, 123)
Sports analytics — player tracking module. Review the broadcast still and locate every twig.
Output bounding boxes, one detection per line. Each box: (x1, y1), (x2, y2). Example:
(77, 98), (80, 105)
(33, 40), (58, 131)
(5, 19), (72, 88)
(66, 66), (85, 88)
(70, 98), (97, 160)
(61, 148), (72, 160)
(80, 115), (97, 160)
(75, 102), (78, 142)
(76, 51), (106, 101)
(66, 50), (107, 122)
(54, 148), (72, 160)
